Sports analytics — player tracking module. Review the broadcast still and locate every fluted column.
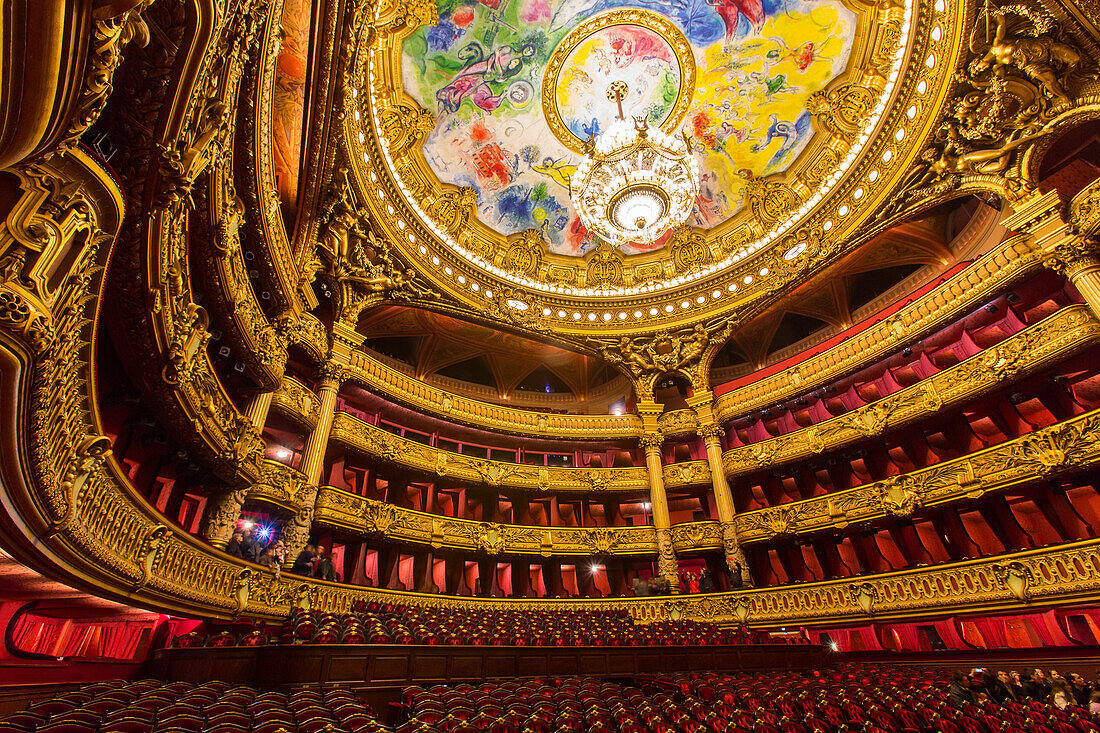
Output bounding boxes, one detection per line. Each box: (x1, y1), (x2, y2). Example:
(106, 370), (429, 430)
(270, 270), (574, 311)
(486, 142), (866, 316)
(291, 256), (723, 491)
(300, 365), (342, 484)
(283, 362), (343, 566)
(245, 390), (274, 432)
(699, 423), (751, 586)
(641, 430), (678, 587)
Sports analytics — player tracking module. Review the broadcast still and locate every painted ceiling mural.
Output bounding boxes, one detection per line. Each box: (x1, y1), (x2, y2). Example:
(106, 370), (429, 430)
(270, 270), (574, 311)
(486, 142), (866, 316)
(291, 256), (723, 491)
(272, 0), (314, 223)
(401, 0), (856, 257)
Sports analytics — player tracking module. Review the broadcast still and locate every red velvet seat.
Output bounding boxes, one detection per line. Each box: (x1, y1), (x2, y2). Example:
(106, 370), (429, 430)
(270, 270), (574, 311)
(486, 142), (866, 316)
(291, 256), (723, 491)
(0, 713), (45, 733)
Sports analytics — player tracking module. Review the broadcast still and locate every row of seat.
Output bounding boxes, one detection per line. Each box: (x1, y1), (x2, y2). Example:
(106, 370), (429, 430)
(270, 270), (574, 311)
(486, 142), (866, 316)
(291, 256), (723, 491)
(278, 602), (754, 647)
(0, 679), (384, 733)
(396, 666), (1100, 733)
(4, 665), (1098, 732)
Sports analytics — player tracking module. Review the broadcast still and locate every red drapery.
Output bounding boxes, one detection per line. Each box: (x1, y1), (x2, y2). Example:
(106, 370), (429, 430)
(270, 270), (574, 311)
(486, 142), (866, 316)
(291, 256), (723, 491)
(11, 613), (159, 660)
(970, 617), (1008, 649)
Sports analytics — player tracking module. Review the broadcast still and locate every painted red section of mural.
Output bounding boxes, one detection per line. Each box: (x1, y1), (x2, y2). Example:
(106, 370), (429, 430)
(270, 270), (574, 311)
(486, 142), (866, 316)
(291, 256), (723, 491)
(272, 0), (313, 226)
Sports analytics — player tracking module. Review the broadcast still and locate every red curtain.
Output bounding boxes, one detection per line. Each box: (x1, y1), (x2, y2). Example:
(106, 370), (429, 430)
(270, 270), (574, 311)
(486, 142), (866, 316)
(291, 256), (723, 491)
(397, 556), (414, 591)
(61, 625), (94, 657)
(972, 617), (1008, 648)
(889, 623), (923, 651)
(496, 564), (512, 597)
(99, 620), (149, 659)
(934, 620), (970, 650)
(1028, 611), (1077, 646)
(432, 559), (447, 592)
(11, 615), (65, 655)
(12, 613), (157, 660)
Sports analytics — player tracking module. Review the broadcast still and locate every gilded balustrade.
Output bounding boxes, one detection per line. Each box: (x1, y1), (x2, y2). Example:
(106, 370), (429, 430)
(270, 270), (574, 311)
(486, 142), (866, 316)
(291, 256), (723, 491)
(722, 304), (1100, 477)
(319, 407), (1100, 549)
(712, 234), (1044, 423)
(303, 538), (1100, 627)
(342, 350), (641, 440)
(246, 459), (310, 514)
(328, 412), (650, 493)
(314, 488), (661, 556)
(321, 307), (1098, 501)
(271, 376), (321, 430)
(732, 407), (1100, 542)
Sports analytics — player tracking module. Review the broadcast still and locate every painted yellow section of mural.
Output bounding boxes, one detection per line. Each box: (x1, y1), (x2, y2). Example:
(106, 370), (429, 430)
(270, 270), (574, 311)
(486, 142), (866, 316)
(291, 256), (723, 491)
(689, 7), (850, 227)
(401, 0), (854, 257)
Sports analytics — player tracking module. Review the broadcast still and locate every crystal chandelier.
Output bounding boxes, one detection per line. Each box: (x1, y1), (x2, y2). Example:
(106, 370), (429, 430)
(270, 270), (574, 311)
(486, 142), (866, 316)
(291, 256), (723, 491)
(570, 82), (700, 246)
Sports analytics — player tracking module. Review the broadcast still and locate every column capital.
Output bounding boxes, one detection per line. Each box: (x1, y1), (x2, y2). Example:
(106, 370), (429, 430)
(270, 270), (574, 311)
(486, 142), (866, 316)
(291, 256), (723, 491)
(1001, 189), (1069, 249)
(684, 392), (715, 410)
(639, 430), (664, 450)
(317, 360), (347, 387)
(1043, 237), (1100, 278)
(698, 422), (724, 442)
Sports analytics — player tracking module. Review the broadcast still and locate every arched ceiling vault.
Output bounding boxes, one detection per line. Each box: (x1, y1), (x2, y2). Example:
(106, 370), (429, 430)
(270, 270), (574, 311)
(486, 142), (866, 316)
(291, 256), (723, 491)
(356, 305), (625, 400)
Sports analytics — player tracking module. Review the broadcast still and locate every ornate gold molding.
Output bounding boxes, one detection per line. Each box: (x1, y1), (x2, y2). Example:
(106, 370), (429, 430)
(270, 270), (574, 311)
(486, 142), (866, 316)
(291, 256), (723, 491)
(733, 407), (1100, 542)
(271, 376), (321, 430)
(669, 521), (724, 554)
(712, 234), (1044, 423)
(328, 411), (648, 493)
(663, 460), (711, 489)
(192, 163), (286, 392)
(247, 460), (310, 514)
(341, 349), (641, 440)
(722, 304), (1100, 475)
(315, 489), (658, 556)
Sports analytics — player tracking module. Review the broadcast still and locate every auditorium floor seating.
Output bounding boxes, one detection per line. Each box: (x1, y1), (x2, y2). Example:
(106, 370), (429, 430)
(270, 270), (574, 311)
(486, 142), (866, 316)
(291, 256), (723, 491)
(266, 604), (756, 647)
(3, 666), (1100, 733)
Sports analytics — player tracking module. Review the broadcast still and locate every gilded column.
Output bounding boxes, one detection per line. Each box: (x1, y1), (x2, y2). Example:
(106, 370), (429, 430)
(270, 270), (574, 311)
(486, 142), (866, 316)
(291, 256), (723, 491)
(283, 362), (343, 566)
(641, 430), (678, 588)
(245, 390), (274, 432)
(201, 486), (249, 550)
(202, 381), (278, 551)
(699, 423), (752, 587)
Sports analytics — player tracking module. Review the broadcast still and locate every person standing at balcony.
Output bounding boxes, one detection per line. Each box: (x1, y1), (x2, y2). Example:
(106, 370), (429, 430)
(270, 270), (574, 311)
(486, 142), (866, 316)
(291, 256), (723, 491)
(226, 530), (246, 559)
(292, 544), (317, 576)
(699, 568), (714, 593)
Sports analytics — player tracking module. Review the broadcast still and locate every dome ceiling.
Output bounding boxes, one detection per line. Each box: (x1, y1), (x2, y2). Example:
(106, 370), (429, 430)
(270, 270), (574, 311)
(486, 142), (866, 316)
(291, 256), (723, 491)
(344, 0), (951, 342)
(399, 0), (856, 257)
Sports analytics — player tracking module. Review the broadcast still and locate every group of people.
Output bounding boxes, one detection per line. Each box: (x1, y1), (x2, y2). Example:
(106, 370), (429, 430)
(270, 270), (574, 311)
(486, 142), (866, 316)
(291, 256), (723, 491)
(680, 569), (715, 594)
(225, 525), (285, 570)
(291, 543), (338, 582)
(225, 526), (339, 582)
(681, 562), (746, 594)
(950, 668), (1100, 713)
